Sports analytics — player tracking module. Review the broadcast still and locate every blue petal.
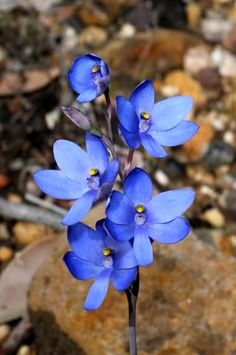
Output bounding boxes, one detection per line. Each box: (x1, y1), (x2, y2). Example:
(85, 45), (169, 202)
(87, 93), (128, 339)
(84, 269), (112, 311)
(151, 96), (194, 130)
(119, 125), (141, 149)
(34, 170), (83, 199)
(111, 268), (137, 291)
(86, 133), (109, 173)
(112, 244), (137, 269)
(106, 191), (135, 225)
(140, 133), (167, 158)
(62, 190), (96, 225)
(63, 251), (102, 280)
(148, 217), (191, 244)
(100, 59), (109, 77)
(53, 139), (91, 182)
(130, 80), (155, 114)
(151, 121), (199, 147)
(95, 219), (107, 236)
(77, 88), (97, 103)
(68, 222), (105, 264)
(105, 219), (135, 241)
(67, 55), (96, 93)
(103, 233), (137, 268)
(133, 226), (153, 266)
(147, 188), (195, 224)
(116, 96), (139, 133)
(86, 53), (102, 64)
(124, 168), (153, 205)
(100, 159), (119, 185)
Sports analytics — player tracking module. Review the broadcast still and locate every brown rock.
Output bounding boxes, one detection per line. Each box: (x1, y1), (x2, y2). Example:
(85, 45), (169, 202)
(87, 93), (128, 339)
(223, 26), (236, 53)
(180, 121), (215, 162)
(78, 26), (108, 48)
(13, 222), (53, 246)
(183, 45), (212, 76)
(186, 2), (202, 28)
(98, 30), (205, 83)
(196, 68), (221, 91)
(164, 71), (207, 108)
(29, 234), (236, 355)
(202, 208), (226, 228)
(0, 246), (13, 263)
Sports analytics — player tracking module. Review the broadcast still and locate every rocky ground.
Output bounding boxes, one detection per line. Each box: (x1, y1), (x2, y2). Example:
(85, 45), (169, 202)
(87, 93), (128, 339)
(0, 0), (236, 354)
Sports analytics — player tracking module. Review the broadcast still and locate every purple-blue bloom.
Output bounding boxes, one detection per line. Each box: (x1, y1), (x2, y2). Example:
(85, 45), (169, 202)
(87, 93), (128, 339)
(34, 133), (119, 226)
(116, 80), (199, 157)
(63, 220), (138, 310)
(67, 54), (110, 103)
(105, 168), (194, 266)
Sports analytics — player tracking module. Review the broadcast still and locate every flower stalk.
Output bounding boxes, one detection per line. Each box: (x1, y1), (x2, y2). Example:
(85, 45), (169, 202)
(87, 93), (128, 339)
(104, 88), (113, 143)
(126, 269), (139, 355)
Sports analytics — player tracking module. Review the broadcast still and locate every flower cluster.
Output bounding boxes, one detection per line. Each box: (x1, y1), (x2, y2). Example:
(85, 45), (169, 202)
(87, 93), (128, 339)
(34, 53), (198, 311)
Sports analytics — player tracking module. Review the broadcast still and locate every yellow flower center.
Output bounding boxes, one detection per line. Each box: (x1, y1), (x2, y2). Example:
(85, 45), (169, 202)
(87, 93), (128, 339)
(91, 65), (100, 73)
(135, 204), (145, 213)
(89, 168), (99, 176)
(140, 112), (150, 120)
(103, 248), (113, 256)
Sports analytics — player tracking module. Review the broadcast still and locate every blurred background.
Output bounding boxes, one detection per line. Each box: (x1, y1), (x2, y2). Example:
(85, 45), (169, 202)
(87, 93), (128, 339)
(0, 0), (236, 354)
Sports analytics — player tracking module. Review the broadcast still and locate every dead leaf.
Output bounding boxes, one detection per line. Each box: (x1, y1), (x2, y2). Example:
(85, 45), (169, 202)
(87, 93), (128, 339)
(0, 235), (61, 323)
(0, 67), (60, 96)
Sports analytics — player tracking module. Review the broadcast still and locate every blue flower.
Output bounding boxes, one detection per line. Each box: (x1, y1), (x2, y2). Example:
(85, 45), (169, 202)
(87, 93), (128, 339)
(63, 220), (138, 310)
(34, 133), (119, 226)
(116, 80), (199, 157)
(67, 54), (110, 103)
(105, 168), (194, 266)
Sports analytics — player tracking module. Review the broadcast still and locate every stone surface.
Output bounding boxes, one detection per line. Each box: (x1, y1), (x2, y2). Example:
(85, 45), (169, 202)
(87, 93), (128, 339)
(179, 120), (215, 162)
(202, 208), (226, 228)
(29, 233), (236, 355)
(203, 140), (236, 168)
(78, 26), (108, 48)
(183, 46), (212, 75)
(13, 222), (53, 246)
(0, 246), (13, 262)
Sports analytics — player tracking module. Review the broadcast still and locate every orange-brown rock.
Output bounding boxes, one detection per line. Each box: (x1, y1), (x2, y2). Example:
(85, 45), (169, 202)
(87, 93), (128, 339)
(164, 71), (207, 108)
(29, 233), (236, 355)
(179, 121), (215, 162)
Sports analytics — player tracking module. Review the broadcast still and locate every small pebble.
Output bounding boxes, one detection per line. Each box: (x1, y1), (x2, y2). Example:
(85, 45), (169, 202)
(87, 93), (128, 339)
(202, 18), (233, 42)
(154, 169), (170, 187)
(0, 246), (13, 262)
(211, 46), (236, 77)
(45, 108), (60, 130)
(186, 2), (202, 28)
(13, 222), (47, 246)
(184, 46), (211, 75)
(0, 223), (10, 240)
(160, 84), (179, 97)
(78, 26), (108, 47)
(0, 324), (10, 344)
(7, 193), (23, 203)
(223, 131), (234, 145)
(196, 68), (221, 91)
(203, 208), (225, 228)
(63, 26), (77, 50)
(203, 140), (235, 168)
(17, 345), (31, 355)
(118, 23), (136, 39)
